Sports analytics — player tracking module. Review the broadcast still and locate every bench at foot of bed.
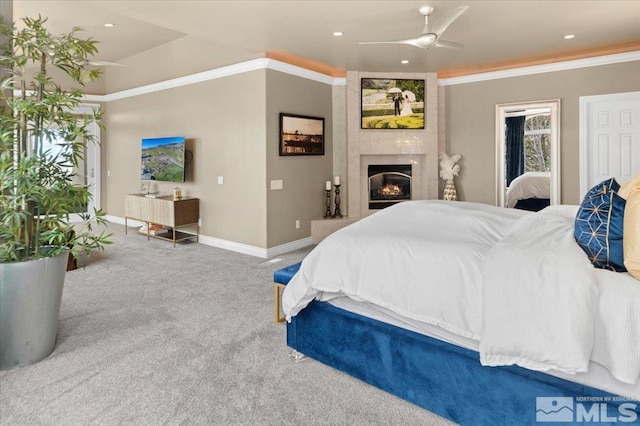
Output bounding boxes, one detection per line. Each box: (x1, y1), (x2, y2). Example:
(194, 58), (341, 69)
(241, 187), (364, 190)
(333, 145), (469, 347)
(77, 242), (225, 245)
(273, 262), (301, 323)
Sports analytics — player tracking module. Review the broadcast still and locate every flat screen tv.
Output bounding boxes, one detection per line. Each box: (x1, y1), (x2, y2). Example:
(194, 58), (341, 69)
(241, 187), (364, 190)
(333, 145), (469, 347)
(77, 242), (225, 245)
(140, 136), (185, 182)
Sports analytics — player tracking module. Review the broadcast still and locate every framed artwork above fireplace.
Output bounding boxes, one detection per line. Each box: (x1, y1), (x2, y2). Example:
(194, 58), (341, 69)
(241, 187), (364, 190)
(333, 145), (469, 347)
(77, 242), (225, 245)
(361, 78), (425, 129)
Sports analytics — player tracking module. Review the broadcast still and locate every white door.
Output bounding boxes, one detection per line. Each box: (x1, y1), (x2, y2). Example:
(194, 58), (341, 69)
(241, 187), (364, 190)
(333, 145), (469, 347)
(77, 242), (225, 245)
(41, 104), (101, 220)
(580, 91), (640, 197)
(84, 119), (101, 215)
(74, 104), (101, 219)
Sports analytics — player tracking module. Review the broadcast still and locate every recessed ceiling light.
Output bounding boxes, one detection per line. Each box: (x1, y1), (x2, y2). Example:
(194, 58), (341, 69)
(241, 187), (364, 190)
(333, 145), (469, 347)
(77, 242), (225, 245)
(401, 60), (409, 64)
(104, 23), (115, 28)
(564, 34), (575, 39)
(333, 31), (343, 37)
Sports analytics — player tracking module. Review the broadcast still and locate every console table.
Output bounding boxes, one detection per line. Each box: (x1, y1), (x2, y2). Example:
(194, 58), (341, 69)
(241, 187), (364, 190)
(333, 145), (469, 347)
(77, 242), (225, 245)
(124, 194), (199, 247)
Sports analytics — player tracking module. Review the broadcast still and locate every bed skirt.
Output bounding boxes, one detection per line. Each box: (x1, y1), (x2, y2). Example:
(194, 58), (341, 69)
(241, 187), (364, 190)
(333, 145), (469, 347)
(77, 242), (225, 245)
(287, 300), (636, 425)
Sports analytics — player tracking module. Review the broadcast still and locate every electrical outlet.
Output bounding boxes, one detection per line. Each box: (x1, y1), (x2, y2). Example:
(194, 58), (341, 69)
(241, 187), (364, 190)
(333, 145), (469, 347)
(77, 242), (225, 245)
(271, 179), (283, 190)
(295, 219), (300, 229)
(198, 218), (202, 227)
(107, 170), (111, 177)
(217, 176), (224, 185)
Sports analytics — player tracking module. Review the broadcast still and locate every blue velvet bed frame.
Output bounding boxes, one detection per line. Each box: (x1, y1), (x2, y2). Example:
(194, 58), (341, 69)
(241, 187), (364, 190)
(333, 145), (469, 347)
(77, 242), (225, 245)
(286, 300), (636, 425)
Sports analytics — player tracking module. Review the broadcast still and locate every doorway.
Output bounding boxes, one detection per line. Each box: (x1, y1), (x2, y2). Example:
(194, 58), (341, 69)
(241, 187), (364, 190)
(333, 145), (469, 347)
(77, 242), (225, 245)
(579, 91), (640, 197)
(41, 104), (101, 221)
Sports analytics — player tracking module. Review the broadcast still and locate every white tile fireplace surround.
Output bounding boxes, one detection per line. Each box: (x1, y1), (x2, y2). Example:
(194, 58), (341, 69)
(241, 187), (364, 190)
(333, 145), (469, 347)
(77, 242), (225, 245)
(346, 71), (440, 218)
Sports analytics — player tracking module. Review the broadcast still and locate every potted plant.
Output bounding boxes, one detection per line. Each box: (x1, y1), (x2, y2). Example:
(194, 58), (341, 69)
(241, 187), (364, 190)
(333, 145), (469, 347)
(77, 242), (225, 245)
(0, 16), (111, 370)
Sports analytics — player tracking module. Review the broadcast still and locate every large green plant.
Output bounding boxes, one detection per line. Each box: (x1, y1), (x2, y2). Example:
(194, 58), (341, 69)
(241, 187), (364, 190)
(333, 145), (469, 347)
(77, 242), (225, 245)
(0, 16), (111, 263)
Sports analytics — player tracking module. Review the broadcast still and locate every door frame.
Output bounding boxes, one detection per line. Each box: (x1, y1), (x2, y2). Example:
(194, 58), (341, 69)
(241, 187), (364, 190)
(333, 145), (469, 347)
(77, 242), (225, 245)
(71, 103), (101, 220)
(579, 91), (640, 197)
(495, 99), (561, 207)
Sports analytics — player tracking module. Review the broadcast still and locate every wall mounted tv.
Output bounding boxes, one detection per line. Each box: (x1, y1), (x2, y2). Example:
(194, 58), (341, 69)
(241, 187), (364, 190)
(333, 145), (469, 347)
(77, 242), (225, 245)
(140, 136), (185, 182)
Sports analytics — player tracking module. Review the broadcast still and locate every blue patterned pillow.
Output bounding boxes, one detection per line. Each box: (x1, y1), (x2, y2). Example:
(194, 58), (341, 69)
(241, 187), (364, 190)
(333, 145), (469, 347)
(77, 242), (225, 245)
(574, 179), (626, 272)
(584, 177), (620, 199)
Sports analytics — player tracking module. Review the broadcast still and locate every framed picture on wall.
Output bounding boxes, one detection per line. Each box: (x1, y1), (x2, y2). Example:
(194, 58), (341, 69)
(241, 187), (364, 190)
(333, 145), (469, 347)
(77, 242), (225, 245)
(361, 78), (425, 129)
(279, 113), (325, 156)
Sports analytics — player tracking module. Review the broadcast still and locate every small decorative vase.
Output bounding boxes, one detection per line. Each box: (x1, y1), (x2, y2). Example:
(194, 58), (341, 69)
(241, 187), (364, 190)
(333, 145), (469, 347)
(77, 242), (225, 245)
(444, 179), (458, 201)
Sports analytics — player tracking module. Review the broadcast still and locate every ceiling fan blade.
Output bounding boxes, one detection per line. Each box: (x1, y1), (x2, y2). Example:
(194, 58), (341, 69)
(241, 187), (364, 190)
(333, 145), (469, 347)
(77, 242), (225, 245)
(358, 38), (421, 48)
(358, 33), (437, 49)
(358, 40), (410, 45)
(430, 6), (468, 37)
(435, 39), (464, 49)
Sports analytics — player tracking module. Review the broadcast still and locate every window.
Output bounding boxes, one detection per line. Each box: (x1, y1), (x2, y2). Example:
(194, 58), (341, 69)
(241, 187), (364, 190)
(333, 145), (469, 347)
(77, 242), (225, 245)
(524, 113), (551, 172)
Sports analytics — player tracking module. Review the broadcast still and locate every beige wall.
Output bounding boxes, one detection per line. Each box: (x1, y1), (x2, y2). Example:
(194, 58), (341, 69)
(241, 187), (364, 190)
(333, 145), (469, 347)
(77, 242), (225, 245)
(96, 51), (640, 251)
(265, 70), (334, 247)
(446, 60), (640, 206)
(104, 70), (269, 248)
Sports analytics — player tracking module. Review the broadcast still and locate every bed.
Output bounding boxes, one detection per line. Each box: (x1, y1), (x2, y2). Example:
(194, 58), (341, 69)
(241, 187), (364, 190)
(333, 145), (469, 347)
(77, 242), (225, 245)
(282, 200), (640, 425)
(506, 171), (550, 211)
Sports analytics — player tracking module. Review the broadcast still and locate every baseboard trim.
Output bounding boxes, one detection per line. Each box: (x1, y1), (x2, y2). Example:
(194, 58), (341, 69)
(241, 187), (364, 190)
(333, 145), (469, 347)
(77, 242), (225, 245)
(197, 234), (268, 258)
(264, 237), (314, 259)
(106, 215), (313, 258)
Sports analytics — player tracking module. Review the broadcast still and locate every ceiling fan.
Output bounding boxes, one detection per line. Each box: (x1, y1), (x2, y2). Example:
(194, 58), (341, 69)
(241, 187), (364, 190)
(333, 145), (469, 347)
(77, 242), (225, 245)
(358, 5), (468, 49)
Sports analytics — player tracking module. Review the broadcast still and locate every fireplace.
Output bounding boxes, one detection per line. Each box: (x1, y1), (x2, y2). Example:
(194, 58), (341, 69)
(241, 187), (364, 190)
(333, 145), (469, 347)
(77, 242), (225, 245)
(368, 164), (412, 209)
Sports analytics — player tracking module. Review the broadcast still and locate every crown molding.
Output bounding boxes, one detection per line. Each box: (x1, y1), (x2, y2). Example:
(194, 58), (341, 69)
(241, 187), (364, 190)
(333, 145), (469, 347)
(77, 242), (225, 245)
(81, 49), (639, 102)
(265, 59), (341, 86)
(84, 58), (345, 102)
(264, 51), (346, 78)
(438, 50), (640, 86)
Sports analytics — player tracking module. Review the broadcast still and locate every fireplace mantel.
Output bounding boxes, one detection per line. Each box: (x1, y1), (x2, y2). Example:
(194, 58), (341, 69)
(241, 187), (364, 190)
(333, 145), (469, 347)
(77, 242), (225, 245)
(346, 71), (440, 218)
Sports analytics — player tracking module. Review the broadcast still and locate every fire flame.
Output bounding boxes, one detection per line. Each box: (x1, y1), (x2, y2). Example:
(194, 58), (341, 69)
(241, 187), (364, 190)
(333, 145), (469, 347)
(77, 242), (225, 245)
(381, 184), (402, 196)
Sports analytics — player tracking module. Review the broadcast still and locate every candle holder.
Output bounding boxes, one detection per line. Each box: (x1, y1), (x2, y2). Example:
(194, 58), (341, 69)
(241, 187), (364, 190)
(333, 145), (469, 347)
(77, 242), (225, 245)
(333, 184), (343, 218)
(324, 189), (332, 218)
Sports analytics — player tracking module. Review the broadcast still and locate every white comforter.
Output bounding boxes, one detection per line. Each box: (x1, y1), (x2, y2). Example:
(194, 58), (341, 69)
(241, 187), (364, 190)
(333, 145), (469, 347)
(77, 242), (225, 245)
(480, 205), (598, 374)
(481, 205), (640, 384)
(283, 201), (528, 338)
(506, 171), (550, 208)
(282, 200), (640, 385)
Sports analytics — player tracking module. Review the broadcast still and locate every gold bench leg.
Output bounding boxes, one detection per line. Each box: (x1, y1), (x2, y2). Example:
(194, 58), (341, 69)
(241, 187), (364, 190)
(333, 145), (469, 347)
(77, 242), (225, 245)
(274, 283), (286, 323)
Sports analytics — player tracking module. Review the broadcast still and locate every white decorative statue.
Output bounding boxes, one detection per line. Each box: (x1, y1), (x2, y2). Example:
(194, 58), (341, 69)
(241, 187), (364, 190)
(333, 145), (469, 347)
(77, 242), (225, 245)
(440, 153), (462, 201)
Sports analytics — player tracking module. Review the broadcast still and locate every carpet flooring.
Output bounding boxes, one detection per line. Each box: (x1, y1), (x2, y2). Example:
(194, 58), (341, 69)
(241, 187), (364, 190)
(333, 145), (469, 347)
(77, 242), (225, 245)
(0, 224), (453, 425)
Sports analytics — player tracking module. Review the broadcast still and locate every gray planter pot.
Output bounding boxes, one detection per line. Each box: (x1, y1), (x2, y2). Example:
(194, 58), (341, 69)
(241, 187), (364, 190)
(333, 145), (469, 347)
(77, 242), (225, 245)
(0, 250), (69, 370)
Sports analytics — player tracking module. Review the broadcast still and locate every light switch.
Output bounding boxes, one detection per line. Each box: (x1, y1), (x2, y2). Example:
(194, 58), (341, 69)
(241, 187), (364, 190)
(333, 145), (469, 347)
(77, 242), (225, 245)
(217, 176), (224, 185)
